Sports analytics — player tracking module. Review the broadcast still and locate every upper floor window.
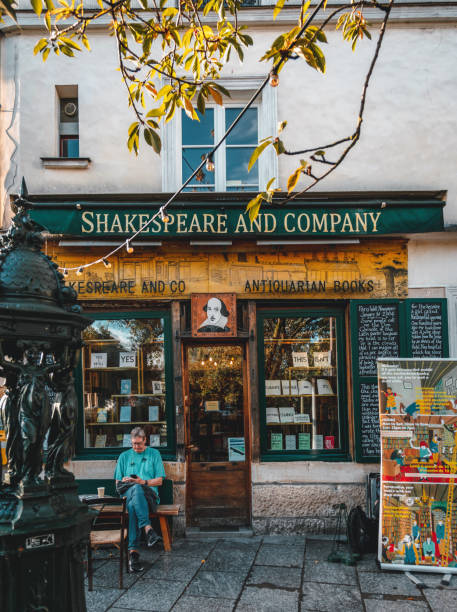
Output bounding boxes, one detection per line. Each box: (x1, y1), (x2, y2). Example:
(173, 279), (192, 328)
(162, 79), (277, 193)
(182, 106), (259, 192)
(57, 86), (79, 158)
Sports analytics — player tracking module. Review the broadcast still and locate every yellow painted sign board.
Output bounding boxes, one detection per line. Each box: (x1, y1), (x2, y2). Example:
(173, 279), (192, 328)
(47, 239), (407, 300)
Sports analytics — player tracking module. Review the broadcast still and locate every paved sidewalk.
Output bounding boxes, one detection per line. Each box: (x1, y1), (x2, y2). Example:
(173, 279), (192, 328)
(85, 536), (457, 611)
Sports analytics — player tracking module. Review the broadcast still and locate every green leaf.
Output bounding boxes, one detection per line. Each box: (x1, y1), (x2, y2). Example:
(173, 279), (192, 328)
(287, 166), (303, 193)
(248, 140), (271, 172)
(272, 138), (285, 155)
(42, 46), (50, 61)
(144, 127), (161, 154)
(248, 200), (262, 222)
(307, 25), (327, 44)
(33, 38), (48, 55)
(60, 45), (74, 57)
(273, 0), (285, 21)
(310, 43), (326, 73)
(31, 0), (42, 16)
(246, 194), (263, 222)
(266, 177), (276, 191)
(60, 36), (81, 51)
(211, 82), (231, 98)
(197, 91), (205, 115)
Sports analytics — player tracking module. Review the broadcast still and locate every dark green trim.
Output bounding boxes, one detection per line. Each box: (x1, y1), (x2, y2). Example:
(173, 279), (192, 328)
(257, 307), (349, 461)
(75, 309), (176, 460)
(31, 203), (444, 238)
(350, 298), (449, 463)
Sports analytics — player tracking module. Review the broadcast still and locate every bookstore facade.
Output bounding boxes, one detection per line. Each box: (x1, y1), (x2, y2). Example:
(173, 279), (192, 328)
(30, 194), (450, 533)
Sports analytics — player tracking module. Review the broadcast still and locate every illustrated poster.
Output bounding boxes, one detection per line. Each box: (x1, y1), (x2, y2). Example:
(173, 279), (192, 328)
(378, 359), (457, 574)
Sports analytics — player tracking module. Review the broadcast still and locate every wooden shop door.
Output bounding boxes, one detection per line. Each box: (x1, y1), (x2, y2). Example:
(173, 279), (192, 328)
(184, 343), (251, 529)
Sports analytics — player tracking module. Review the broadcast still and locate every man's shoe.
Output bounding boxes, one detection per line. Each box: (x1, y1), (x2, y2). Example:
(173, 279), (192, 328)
(146, 529), (162, 548)
(128, 551), (144, 573)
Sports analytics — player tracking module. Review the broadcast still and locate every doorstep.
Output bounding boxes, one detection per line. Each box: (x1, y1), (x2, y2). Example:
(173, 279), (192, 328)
(185, 526), (254, 538)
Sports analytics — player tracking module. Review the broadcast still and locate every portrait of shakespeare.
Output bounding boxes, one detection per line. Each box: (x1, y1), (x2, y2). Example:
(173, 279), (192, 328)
(198, 297), (231, 332)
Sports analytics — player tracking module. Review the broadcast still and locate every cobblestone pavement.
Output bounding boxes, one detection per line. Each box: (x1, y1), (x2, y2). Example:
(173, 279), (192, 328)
(85, 537), (457, 611)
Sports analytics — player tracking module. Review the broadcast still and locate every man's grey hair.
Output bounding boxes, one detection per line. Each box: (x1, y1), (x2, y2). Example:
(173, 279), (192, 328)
(130, 427), (146, 439)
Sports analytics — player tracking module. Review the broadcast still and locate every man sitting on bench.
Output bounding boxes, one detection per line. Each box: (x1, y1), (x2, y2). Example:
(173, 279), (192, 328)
(114, 427), (166, 572)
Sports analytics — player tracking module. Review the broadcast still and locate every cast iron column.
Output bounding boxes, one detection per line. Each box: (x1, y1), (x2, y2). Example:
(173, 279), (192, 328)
(0, 180), (93, 611)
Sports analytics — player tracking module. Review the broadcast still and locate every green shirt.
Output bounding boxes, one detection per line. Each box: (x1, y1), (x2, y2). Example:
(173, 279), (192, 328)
(114, 447), (166, 502)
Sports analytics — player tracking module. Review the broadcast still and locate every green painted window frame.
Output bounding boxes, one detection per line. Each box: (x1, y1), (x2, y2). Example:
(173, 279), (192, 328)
(257, 307), (350, 462)
(351, 298), (449, 463)
(74, 309), (175, 461)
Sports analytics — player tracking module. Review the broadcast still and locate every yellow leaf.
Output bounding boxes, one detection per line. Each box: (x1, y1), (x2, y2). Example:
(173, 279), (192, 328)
(208, 86), (223, 106)
(287, 167), (303, 193)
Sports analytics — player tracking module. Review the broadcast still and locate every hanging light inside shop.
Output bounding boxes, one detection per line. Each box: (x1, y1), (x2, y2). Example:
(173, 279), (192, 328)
(214, 361), (217, 367)
(269, 69), (279, 87)
(76, 267), (84, 276)
(205, 154), (215, 173)
(201, 360), (205, 366)
(126, 240), (134, 254)
(209, 356), (213, 362)
(102, 258), (111, 269)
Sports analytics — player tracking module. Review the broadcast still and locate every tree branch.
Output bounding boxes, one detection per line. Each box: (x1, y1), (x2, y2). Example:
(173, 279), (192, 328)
(282, 0), (394, 203)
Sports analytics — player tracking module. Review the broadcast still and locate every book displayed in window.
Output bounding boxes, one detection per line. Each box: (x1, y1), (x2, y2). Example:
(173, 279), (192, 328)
(262, 315), (340, 453)
(119, 352), (136, 367)
(285, 435), (297, 450)
(266, 407), (280, 424)
(148, 405), (159, 422)
(279, 407), (295, 424)
(281, 379), (299, 395)
(122, 434), (131, 447)
(149, 434), (160, 447)
(95, 434), (107, 448)
(120, 379), (131, 395)
(82, 318), (169, 449)
(96, 408), (108, 423)
(265, 380), (281, 396)
(317, 379), (334, 395)
(91, 353), (107, 369)
(270, 433), (283, 450)
(119, 405), (131, 423)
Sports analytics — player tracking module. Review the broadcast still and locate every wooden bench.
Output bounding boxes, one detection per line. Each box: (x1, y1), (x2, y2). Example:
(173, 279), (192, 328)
(146, 504), (179, 552)
(77, 478), (180, 551)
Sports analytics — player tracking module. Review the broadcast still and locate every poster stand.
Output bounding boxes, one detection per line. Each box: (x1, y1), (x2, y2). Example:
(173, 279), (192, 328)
(377, 359), (457, 577)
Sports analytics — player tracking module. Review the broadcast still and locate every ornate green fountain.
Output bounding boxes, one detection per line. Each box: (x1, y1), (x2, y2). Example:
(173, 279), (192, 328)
(0, 180), (93, 611)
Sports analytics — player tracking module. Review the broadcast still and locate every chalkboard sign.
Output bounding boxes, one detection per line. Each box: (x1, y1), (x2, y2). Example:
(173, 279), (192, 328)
(359, 382), (381, 458)
(410, 302), (443, 358)
(357, 304), (400, 376)
(351, 299), (448, 462)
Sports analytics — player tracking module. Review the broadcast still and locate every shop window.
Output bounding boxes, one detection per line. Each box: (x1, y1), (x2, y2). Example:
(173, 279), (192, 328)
(181, 106), (259, 192)
(258, 310), (348, 459)
(81, 314), (173, 454)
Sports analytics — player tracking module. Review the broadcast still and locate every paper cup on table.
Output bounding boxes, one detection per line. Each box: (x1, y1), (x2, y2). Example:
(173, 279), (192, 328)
(97, 487), (105, 498)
